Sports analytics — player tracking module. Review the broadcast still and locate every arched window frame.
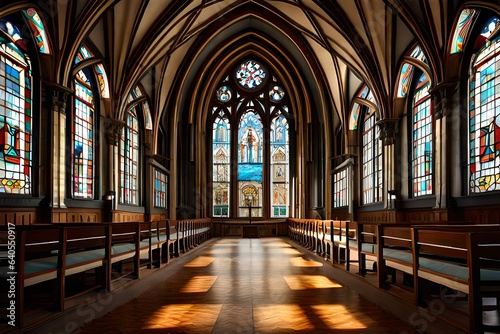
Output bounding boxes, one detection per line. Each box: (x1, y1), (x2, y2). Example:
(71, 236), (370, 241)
(396, 44), (433, 198)
(120, 104), (141, 205)
(0, 19), (34, 196)
(71, 67), (96, 199)
(468, 16), (500, 193)
(209, 59), (294, 219)
(347, 84), (382, 206)
(361, 107), (382, 204)
(410, 72), (433, 197)
(69, 44), (109, 200)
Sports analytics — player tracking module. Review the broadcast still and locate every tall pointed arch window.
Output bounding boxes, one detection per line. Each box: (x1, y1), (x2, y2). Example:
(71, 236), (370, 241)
(120, 108), (140, 205)
(362, 110), (382, 204)
(212, 110), (231, 217)
(70, 45), (110, 199)
(396, 45), (433, 197)
(0, 21), (32, 194)
(411, 73), (433, 196)
(469, 17), (500, 193)
(72, 69), (94, 198)
(348, 85), (382, 205)
(210, 60), (293, 218)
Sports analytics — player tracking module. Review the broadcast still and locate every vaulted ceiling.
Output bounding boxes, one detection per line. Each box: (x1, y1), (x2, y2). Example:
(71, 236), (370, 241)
(2, 0), (497, 132)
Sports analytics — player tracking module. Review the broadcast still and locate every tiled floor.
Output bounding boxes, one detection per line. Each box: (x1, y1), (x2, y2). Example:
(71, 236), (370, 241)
(74, 237), (420, 333)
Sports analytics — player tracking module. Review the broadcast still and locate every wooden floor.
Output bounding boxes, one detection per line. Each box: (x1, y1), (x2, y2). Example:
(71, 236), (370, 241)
(73, 237), (421, 333)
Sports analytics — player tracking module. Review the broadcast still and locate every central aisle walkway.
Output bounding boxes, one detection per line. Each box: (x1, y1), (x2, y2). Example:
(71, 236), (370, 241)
(78, 238), (418, 333)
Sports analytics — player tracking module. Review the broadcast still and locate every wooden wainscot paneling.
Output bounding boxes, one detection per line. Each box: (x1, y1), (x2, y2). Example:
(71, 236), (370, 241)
(113, 211), (145, 222)
(330, 208), (351, 221)
(51, 208), (101, 223)
(463, 206), (500, 224)
(148, 213), (167, 222)
(355, 210), (398, 223)
(403, 209), (448, 223)
(0, 208), (38, 225)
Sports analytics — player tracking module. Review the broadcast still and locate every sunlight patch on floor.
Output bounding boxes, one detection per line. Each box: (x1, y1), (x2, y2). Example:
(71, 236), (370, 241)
(290, 256), (323, 267)
(311, 304), (368, 329)
(184, 256), (215, 267)
(254, 304), (314, 331)
(180, 275), (218, 293)
(144, 304), (222, 329)
(283, 275), (342, 290)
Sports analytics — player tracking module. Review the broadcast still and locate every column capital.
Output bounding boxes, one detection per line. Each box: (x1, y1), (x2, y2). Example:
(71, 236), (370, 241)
(43, 82), (72, 115)
(102, 117), (125, 146)
(429, 81), (460, 119)
(376, 118), (399, 146)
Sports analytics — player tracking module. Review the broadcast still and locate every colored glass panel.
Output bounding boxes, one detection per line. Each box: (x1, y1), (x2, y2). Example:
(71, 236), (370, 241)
(269, 85), (285, 102)
(120, 108), (140, 204)
(0, 19), (22, 42)
(0, 43), (31, 194)
(74, 45), (93, 64)
(450, 9), (477, 54)
(217, 86), (231, 102)
(469, 36), (500, 192)
(333, 168), (349, 208)
(236, 60), (265, 89)
(238, 111), (263, 217)
(397, 63), (414, 97)
(72, 70), (94, 198)
(154, 169), (167, 208)
(94, 63), (110, 98)
(412, 73), (432, 197)
(22, 8), (50, 54)
(212, 110), (230, 217)
(270, 115), (289, 217)
(362, 112), (382, 204)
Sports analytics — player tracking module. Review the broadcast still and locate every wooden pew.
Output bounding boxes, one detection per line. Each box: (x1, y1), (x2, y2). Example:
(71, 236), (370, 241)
(356, 222), (381, 280)
(411, 224), (500, 333)
(320, 220), (356, 266)
(167, 220), (179, 258)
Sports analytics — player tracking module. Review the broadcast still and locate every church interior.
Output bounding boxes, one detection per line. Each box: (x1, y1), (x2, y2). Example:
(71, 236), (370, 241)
(1, 0), (500, 333)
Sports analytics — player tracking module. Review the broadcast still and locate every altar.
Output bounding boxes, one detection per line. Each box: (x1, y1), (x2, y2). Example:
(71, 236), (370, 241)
(211, 219), (288, 238)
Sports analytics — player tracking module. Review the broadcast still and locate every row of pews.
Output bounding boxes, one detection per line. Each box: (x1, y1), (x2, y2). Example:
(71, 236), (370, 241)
(287, 218), (500, 334)
(0, 219), (212, 329)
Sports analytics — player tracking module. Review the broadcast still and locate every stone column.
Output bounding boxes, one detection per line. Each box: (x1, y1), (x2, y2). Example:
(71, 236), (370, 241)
(102, 117), (125, 219)
(431, 82), (459, 209)
(49, 86), (71, 208)
(376, 118), (399, 209)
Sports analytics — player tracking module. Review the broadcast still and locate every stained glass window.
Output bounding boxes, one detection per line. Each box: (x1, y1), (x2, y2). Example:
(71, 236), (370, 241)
(238, 111), (263, 217)
(127, 85), (152, 130)
(450, 9), (477, 54)
(212, 111), (230, 217)
(271, 115), (289, 217)
(397, 45), (429, 98)
(217, 86), (231, 102)
(22, 8), (50, 54)
(269, 86), (285, 102)
(349, 102), (361, 130)
(333, 168), (349, 208)
(120, 108), (140, 205)
(412, 73), (433, 197)
(154, 169), (167, 208)
(469, 35), (500, 193)
(362, 112), (382, 204)
(211, 60), (292, 218)
(397, 63), (414, 97)
(236, 60), (266, 89)
(0, 40), (32, 194)
(72, 70), (94, 198)
(74, 45), (110, 99)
